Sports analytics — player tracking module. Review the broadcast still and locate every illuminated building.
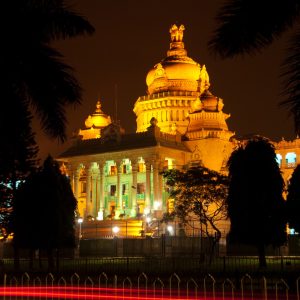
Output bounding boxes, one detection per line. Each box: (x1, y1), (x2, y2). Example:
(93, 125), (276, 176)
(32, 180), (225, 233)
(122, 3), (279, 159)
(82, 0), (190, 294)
(78, 100), (112, 140)
(59, 24), (297, 227)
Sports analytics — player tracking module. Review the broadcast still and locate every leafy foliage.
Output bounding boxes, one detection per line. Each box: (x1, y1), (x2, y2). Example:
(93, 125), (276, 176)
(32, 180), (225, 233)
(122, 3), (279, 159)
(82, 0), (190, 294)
(12, 156), (77, 251)
(286, 165), (300, 232)
(0, 98), (39, 238)
(209, 0), (300, 133)
(209, 0), (300, 58)
(0, 0), (94, 141)
(0, 0), (93, 239)
(162, 166), (228, 239)
(227, 137), (286, 265)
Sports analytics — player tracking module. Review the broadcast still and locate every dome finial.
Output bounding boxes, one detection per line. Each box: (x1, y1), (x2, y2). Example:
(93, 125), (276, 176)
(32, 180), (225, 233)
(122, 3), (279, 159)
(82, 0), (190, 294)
(95, 99), (102, 113)
(170, 24), (185, 42)
(167, 24), (187, 57)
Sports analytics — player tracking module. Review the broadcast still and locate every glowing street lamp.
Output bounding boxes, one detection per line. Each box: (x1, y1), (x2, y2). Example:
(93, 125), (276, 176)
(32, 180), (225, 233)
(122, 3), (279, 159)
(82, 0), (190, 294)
(143, 207), (150, 216)
(153, 200), (162, 210)
(77, 217), (83, 239)
(112, 226), (120, 236)
(167, 225), (174, 236)
(76, 217), (83, 258)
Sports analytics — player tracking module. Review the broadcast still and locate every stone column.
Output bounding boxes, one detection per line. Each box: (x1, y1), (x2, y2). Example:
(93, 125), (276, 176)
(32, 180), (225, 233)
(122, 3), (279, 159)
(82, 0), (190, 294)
(282, 152), (287, 168)
(158, 161), (163, 204)
(92, 171), (97, 217)
(145, 161), (151, 211)
(86, 165), (92, 217)
(153, 160), (159, 208)
(157, 160), (165, 217)
(116, 160), (123, 217)
(131, 160), (138, 217)
(96, 174), (100, 214)
(98, 161), (105, 220)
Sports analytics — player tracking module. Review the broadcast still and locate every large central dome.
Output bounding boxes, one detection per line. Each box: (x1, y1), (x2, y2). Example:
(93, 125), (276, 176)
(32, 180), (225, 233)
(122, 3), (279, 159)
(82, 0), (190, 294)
(146, 24), (210, 95)
(134, 24), (232, 137)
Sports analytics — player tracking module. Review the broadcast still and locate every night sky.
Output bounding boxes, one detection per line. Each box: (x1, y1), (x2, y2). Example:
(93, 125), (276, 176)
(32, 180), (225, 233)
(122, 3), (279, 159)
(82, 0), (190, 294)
(35, 0), (295, 160)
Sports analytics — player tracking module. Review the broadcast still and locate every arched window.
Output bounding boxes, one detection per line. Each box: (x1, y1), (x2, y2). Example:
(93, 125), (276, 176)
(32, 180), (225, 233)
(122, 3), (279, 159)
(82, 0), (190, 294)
(137, 157), (146, 172)
(286, 152), (297, 167)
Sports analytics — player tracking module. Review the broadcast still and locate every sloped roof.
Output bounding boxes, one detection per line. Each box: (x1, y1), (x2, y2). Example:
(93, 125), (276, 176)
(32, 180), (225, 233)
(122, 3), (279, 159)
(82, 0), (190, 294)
(59, 131), (189, 158)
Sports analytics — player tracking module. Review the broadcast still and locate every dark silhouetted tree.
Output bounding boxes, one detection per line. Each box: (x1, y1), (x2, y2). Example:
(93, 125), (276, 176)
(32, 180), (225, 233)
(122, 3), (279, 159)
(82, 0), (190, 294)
(287, 165), (300, 232)
(12, 156), (77, 270)
(0, 1), (92, 267)
(227, 137), (286, 267)
(0, 96), (38, 239)
(162, 166), (228, 257)
(209, 0), (300, 134)
(0, 0), (94, 141)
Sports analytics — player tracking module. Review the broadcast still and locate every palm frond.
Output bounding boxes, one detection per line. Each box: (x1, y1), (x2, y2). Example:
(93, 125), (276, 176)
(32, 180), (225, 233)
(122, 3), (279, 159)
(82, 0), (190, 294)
(23, 45), (82, 142)
(209, 0), (300, 58)
(280, 27), (300, 135)
(30, 0), (95, 42)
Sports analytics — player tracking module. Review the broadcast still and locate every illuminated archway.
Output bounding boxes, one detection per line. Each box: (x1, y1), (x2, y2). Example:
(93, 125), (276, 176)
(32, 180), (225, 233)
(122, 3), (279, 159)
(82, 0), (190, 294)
(285, 152), (297, 165)
(276, 153), (282, 166)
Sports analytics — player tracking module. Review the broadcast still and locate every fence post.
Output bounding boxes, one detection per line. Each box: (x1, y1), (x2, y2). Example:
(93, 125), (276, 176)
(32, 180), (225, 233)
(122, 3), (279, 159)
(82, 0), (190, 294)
(71, 273), (80, 300)
(58, 276), (67, 300)
(123, 277), (132, 299)
(222, 278), (235, 300)
(169, 273), (180, 298)
(114, 275), (118, 299)
(262, 276), (268, 300)
(275, 278), (289, 300)
(204, 273), (216, 300)
(153, 277), (164, 299)
(138, 272), (148, 299)
(45, 273), (54, 300)
(3, 274), (6, 300)
(187, 278), (198, 299)
(241, 273), (253, 300)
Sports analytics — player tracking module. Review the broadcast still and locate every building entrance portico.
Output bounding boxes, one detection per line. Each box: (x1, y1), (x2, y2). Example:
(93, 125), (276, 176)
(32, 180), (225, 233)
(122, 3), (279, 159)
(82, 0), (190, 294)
(62, 134), (180, 220)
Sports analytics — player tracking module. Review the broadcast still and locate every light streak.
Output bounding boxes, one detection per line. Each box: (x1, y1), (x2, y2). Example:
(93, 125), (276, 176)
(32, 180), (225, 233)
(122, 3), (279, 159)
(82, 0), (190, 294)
(0, 286), (221, 299)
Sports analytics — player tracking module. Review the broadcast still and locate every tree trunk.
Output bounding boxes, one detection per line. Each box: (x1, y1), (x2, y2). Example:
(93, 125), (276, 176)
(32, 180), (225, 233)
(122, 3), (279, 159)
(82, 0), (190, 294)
(257, 243), (267, 268)
(206, 219), (221, 265)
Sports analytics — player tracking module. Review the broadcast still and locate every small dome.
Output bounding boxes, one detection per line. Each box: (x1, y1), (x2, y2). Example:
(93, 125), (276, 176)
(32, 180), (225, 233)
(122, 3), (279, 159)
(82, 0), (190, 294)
(146, 24), (207, 95)
(85, 100), (111, 128)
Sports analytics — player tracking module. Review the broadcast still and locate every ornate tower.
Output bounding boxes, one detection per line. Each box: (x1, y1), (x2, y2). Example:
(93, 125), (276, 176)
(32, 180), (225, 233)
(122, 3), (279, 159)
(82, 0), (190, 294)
(134, 24), (210, 135)
(134, 24), (235, 171)
(78, 99), (112, 140)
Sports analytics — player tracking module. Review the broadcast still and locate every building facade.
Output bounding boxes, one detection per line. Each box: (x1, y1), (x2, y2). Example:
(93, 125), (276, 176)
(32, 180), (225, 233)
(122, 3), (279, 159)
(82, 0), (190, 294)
(59, 24), (299, 228)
